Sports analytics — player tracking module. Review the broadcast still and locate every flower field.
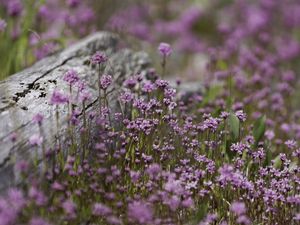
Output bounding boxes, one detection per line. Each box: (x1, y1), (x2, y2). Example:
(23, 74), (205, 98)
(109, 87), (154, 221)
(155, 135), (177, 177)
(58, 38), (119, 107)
(0, 0), (300, 225)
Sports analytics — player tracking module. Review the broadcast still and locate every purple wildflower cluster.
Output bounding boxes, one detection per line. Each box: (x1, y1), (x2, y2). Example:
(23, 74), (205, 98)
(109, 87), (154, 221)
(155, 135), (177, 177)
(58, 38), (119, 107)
(1, 0), (300, 225)
(158, 43), (172, 57)
(100, 74), (112, 90)
(106, 3), (204, 53)
(91, 51), (108, 65)
(0, 0), (96, 78)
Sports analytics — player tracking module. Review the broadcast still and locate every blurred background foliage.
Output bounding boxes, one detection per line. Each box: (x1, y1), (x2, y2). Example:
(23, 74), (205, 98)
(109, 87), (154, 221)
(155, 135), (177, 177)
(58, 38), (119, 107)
(0, 0), (220, 80)
(1, 0), (300, 82)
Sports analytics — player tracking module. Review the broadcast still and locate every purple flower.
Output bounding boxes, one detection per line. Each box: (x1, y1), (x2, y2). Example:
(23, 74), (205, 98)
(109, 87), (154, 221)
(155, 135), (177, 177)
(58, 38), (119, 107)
(0, 19), (7, 32)
(63, 69), (80, 86)
(285, 139), (297, 149)
(7, 0), (22, 17)
(230, 201), (246, 216)
(158, 42), (172, 57)
(91, 51), (107, 65)
(165, 195), (180, 211)
(182, 197), (194, 208)
(15, 160), (29, 173)
(107, 216), (121, 225)
(32, 113), (44, 125)
(294, 213), (300, 221)
(155, 79), (169, 89)
(130, 171), (141, 183)
(199, 213), (218, 225)
(29, 217), (52, 225)
(220, 111), (230, 119)
(164, 179), (184, 195)
(265, 130), (275, 140)
(146, 163), (161, 179)
(62, 199), (76, 218)
(142, 81), (156, 93)
(230, 142), (249, 155)
(29, 186), (47, 206)
(164, 88), (176, 98)
(10, 132), (17, 143)
(34, 42), (56, 60)
(124, 77), (138, 89)
(100, 74), (112, 90)
(92, 203), (112, 216)
(236, 215), (251, 225)
(29, 134), (43, 146)
(127, 201), (153, 224)
(79, 90), (92, 102)
(120, 92), (134, 103)
(0, 200), (17, 225)
(51, 182), (64, 191)
(8, 188), (26, 211)
(50, 90), (69, 105)
(38, 5), (51, 20)
(235, 110), (247, 122)
(203, 117), (220, 132)
(66, 0), (81, 8)
(75, 80), (86, 92)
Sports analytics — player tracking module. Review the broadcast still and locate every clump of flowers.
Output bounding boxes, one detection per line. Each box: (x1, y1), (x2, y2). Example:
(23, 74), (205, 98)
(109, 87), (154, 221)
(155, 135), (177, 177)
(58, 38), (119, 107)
(158, 42), (172, 78)
(0, 0), (96, 79)
(2, 1), (300, 225)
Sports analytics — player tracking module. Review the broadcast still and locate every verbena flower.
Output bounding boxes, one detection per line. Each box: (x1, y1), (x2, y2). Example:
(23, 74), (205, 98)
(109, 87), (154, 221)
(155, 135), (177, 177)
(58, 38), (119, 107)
(230, 201), (246, 216)
(142, 81), (156, 93)
(235, 110), (247, 122)
(7, 188), (26, 211)
(0, 19), (7, 32)
(120, 91), (134, 103)
(32, 113), (44, 125)
(79, 90), (92, 102)
(10, 132), (17, 142)
(92, 203), (112, 216)
(91, 51), (107, 65)
(29, 134), (43, 146)
(7, 0), (23, 17)
(28, 186), (47, 206)
(66, 0), (81, 8)
(100, 74), (112, 90)
(62, 199), (76, 218)
(284, 139), (297, 149)
(50, 90), (69, 105)
(236, 215), (251, 225)
(158, 42), (172, 57)
(63, 69), (80, 86)
(127, 201), (153, 224)
(29, 217), (52, 225)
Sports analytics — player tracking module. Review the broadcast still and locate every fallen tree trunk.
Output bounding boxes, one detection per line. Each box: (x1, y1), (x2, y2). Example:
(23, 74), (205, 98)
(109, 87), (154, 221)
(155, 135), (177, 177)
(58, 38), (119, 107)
(0, 31), (203, 192)
(0, 32), (151, 191)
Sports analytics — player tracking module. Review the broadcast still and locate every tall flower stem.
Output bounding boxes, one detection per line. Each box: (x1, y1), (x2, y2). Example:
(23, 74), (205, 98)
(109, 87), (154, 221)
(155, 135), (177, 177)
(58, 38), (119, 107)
(161, 55), (166, 78)
(98, 70), (102, 115)
(55, 106), (60, 148)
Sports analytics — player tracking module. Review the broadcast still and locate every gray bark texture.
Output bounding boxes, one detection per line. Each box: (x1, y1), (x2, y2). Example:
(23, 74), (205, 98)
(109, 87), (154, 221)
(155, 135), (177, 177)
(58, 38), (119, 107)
(0, 32), (151, 191)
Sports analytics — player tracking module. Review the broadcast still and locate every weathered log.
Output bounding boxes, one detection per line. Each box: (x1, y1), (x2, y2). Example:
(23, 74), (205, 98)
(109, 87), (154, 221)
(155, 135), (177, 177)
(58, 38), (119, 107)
(0, 32), (151, 191)
(0, 31), (203, 192)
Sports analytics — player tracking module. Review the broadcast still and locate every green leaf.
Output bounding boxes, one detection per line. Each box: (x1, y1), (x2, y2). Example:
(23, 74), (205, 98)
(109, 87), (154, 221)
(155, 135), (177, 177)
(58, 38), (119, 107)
(273, 155), (282, 169)
(228, 113), (240, 141)
(202, 84), (223, 105)
(263, 147), (272, 167)
(195, 204), (208, 223)
(289, 161), (298, 172)
(253, 115), (266, 145)
(216, 60), (228, 70)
